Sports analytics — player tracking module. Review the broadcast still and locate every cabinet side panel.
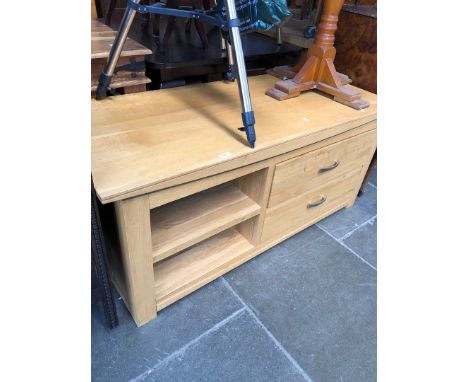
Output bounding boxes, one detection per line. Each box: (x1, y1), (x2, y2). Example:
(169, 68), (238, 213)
(114, 196), (156, 326)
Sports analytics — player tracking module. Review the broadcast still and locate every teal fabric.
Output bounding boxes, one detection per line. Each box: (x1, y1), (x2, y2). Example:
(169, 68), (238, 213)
(217, 0), (291, 33)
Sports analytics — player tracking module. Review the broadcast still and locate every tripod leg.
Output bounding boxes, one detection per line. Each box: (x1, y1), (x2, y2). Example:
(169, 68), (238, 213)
(224, 0), (256, 148)
(223, 39), (235, 81)
(220, 30), (226, 50)
(96, 0), (141, 100)
(276, 27), (282, 45)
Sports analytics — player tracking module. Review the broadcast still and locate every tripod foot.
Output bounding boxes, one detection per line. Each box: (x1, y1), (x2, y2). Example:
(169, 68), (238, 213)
(238, 126), (256, 148)
(224, 65), (235, 82)
(240, 111), (256, 149)
(96, 72), (113, 100)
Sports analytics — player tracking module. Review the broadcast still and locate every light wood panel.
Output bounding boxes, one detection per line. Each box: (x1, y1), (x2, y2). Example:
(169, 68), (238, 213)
(149, 163), (270, 209)
(154, 228), (253, 310)
(93, 72), (377, 326)
(146, 120), (375, 209)
(268, 129), (376, 207)
(235, 167), (275, 244)
(114, 196), (156, 326)
(150, 183), (260, 263)
(91, 38), (151, 59)
(91, 19), (151, 96)
(90, 20), (151, 59)
(262, 168), (362, 242)
(105, 127), (376, 324)
(92, 74), (377, 204)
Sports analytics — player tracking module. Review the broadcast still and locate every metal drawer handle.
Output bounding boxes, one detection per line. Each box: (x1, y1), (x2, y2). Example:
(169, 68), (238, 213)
(307, 196), (327, 208)
(319, 160), (340, 173)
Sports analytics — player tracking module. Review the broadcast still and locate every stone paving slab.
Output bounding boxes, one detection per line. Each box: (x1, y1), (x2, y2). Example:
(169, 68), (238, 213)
(224, 226), (377, 382)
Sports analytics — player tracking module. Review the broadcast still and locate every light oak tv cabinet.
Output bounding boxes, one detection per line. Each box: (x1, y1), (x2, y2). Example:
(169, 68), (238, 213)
(92, 75), (377, 326)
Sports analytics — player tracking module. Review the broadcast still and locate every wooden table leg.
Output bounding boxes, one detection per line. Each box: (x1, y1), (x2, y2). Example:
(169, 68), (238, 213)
(114, 195), (157, 326)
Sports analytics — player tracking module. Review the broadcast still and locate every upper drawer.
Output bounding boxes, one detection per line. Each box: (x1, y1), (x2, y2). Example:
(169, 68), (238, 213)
(268, 130), (376, 207)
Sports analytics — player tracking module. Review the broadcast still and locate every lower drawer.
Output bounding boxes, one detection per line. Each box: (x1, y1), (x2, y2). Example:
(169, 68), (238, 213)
(261, 168), (362, 242)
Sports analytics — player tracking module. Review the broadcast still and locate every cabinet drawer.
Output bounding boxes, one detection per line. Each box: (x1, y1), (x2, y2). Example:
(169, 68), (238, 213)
(261, 169), (361, 243)
(268, 130), (376, 207)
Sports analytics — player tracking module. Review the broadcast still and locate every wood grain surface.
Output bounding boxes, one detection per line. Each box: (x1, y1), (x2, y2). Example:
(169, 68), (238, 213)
(262, 168), (361, 242)
(268, 129), (376, 207)
(335, 7), (377, 93)
(151, 183), (260, 262)
(91, 19), (152, 96)
(154, 227), (253, 310)
(91, 19), (151, 59)
(92, 74), (377, 204)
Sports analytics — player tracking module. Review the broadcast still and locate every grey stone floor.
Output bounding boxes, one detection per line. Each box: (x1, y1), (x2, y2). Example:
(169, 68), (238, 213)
(92, 168), (377, 382)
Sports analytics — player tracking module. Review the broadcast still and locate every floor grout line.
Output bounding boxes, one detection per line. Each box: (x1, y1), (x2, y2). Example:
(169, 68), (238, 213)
(221, 277), (314, 382)
(339, 215), (377, 241)
(367, 182), (377, 189)
(130, 307), (247, 382)
(316, 225), (377, 272)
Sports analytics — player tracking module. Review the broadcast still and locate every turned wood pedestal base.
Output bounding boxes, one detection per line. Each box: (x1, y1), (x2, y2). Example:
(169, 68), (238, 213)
(266, 0), (370, 111)
(266, 63), (369, 110)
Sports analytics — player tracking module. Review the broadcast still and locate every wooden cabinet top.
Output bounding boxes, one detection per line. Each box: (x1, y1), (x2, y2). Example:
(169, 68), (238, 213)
(92, 74), (377, 203)
(91, 19), (151, 59)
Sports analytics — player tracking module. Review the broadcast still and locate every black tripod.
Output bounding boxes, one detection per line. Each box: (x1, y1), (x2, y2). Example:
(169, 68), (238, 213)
(96, 0), (257, 148)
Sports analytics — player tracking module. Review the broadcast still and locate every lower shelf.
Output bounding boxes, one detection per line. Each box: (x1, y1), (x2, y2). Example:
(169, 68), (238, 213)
(154, 227), (253, 310)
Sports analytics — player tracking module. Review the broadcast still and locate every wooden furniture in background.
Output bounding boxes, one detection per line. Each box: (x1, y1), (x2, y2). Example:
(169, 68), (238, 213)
(102, 0), (125, 25)
(335, 0), (376, 93)
(258, 7), (316, 48)
(258, 0), (323, 46)
(91, 19), (152, 97)
(338, 0), (377, 192)
(266, 0), (369, 110)
(92, 74), (377, 326)
(92, 0), (98, 18)
(100, 0), (302, 89)
(162, 0), (212, 49)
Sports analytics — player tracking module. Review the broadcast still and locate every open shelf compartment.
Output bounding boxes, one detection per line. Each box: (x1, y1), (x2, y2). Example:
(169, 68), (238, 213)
(150, 182), (261, 263)
(153, 225), (254, 311)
